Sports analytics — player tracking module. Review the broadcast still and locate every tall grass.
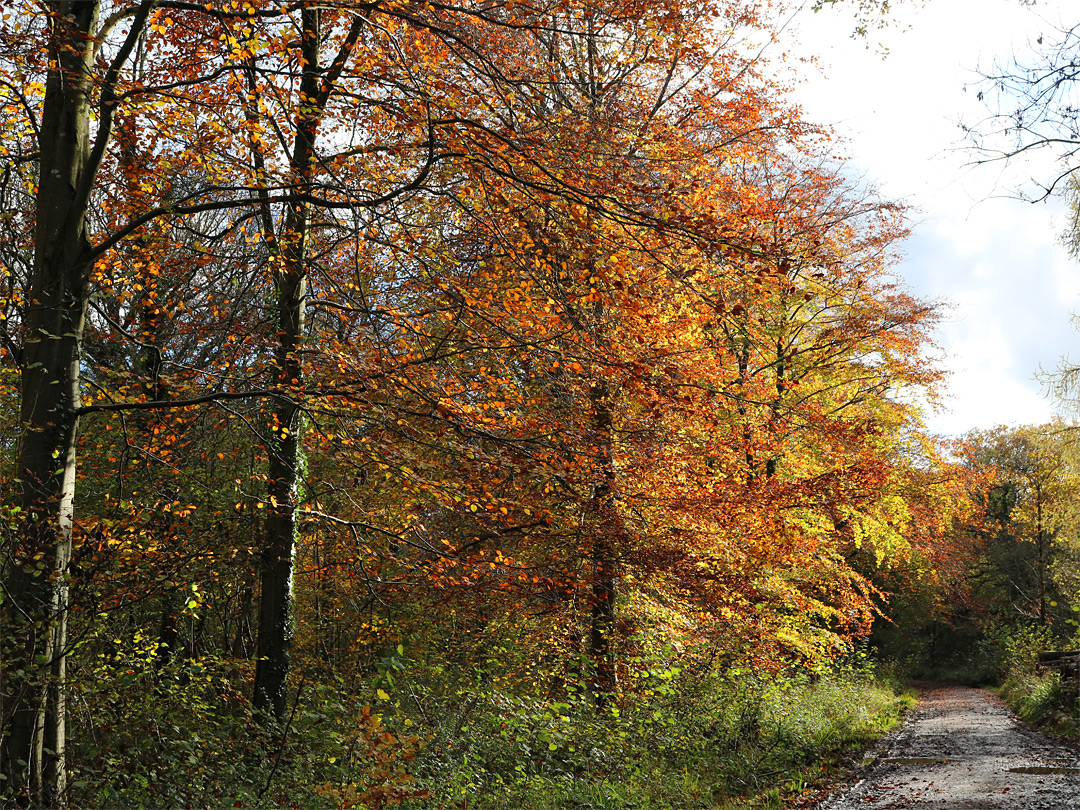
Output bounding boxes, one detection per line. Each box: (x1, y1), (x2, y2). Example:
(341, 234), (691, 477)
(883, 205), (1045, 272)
(990, 624), (1079, 738)
(60, 638), (912, 809)
(400, 664), (912, 810)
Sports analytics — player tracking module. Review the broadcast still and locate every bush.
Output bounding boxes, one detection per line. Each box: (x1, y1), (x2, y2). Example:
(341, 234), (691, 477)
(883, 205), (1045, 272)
(64, 633), (428, 809)
(399, 659), (911, 810)
(986, 624), (1079, 737)
(58, 633), (911, 810)
(67, 642), (274, 808)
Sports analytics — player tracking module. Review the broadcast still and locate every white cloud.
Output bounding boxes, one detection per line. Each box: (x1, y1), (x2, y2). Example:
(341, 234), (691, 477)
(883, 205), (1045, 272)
(782, 0), (1079, 435)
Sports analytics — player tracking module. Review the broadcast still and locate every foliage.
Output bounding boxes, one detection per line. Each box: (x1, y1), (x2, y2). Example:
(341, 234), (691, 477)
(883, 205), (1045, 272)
(0, 0), (962, 806)
(66, 639), (269, 808)
(1001, 672), (1076, 734)
(64, 642), (433, 810)
(390, 656), (908, 810)
(50, 631), (910, 810)
(989, 624), (1079, 737)
(871, 424), (1080, 682)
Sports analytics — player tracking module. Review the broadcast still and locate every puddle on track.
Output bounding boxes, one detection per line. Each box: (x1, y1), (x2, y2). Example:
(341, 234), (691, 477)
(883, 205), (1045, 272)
(1006, 766), (1080, 775)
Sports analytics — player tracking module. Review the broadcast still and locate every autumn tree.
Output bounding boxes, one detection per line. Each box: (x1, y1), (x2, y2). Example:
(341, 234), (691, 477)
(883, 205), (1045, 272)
(961, 425), (1080, 632)
(1, 4), (155, 802)
(0, 0), (317, 799)
(216, 0), (771, 717)
(213, 0), (828, 710)
(251, 0), (947, 701)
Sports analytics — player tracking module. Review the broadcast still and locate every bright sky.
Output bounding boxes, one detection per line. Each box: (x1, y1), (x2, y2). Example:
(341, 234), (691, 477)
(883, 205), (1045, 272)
(781, 0), (1078, 436)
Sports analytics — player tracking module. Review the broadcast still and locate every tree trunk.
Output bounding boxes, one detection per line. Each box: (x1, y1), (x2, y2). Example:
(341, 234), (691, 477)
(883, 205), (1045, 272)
(1036, 486), (1046, 627)
(1, 4), (99, 805)
(253, 7), (319, 721)
(765, 330), (787, 479)
(590, 534), (617, 704)
(154, 592), (181, 675)
(587, 380), (618, 706)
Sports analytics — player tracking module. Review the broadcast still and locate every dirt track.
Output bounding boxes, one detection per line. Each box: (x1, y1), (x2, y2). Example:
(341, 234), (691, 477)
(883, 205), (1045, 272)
(814, 684), (1080, 810)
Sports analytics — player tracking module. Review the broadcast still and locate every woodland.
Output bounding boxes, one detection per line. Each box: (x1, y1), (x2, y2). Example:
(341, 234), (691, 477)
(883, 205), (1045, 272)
(0, 1), (1077, 809)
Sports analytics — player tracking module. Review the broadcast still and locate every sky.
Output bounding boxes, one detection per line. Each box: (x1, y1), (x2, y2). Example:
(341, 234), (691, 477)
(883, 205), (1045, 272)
(779, 0), (1079, 436)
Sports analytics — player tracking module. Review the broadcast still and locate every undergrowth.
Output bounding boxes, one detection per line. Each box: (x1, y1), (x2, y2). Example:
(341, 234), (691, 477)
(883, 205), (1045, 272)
(61, 644), (912, 809)
(402, 661), (910, 810)
(990, 625), (1079, 740)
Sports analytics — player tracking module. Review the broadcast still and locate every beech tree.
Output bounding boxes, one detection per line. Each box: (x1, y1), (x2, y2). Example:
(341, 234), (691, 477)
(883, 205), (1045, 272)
(216, 0), (775, 718)
(0, 0), (953, 805)
(1, 4), (154, 801)
(0, 0), (317, 797)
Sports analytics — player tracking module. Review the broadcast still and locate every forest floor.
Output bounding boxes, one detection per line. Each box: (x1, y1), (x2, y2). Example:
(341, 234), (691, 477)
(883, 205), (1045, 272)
(810, 683), (1080, 810)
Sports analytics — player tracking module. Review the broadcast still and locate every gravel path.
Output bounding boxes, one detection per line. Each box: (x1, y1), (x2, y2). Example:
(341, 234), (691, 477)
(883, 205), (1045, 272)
(815, 683), (1080, 810)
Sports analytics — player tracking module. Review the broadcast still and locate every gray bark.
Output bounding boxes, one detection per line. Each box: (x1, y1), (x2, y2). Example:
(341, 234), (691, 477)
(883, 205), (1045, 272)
(1, 4), (99, 805)
(1, 3), (156, 803)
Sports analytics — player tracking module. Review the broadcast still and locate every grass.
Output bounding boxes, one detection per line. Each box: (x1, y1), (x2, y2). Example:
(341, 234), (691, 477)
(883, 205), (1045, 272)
(408, 669), (916, 810)
(999, 670), (1079, 739)
(57, 644), (916, 809)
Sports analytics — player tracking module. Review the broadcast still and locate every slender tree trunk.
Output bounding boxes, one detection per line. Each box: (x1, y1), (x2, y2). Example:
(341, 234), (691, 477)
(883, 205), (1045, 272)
(1, 4), (99, 805)
(765, 329), (787, 479)
(1036, 487), (1046, 627)
(230, 580), (257, 658)
(253, 7), (320, 721)
(252, 254), (308, 718)
(590, 534), (617, 703)
(736, 340), (755, 478)
(154, 592), (181, 674)
(587, 380), (618, 706)
(249, 3), (363, 720)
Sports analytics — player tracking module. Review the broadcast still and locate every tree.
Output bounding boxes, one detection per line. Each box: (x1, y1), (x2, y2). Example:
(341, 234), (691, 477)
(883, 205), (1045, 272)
(1, 4), (154, 802)
(1, 0), (313, 798)
(219, 0), (777, 717)
(960, 425), (1079, 633)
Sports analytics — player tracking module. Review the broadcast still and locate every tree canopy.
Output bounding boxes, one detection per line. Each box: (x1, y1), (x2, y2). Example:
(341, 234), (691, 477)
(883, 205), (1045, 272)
(2, 2), (1062, 809)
